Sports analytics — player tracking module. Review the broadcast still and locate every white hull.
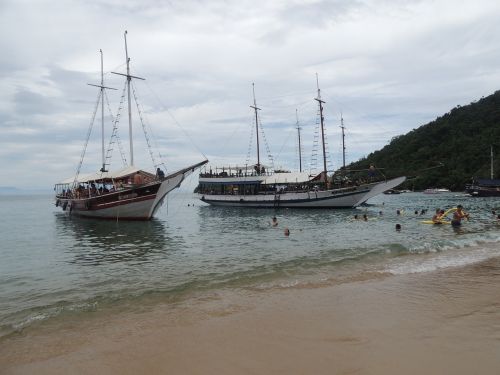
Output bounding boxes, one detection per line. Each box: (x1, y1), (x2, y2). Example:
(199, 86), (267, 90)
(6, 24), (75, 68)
(199, 177), (406, 208)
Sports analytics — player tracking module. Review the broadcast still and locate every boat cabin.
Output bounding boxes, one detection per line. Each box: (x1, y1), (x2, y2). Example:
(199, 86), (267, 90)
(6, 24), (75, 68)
(54, 166), (157, 199)
(197, 165), (321, 196)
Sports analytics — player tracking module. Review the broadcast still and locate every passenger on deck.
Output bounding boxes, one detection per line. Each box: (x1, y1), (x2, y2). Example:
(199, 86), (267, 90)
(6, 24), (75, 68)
(368, 164), (376, 179)
(156, 168), (165, 180)
(133, 172), (144, 185)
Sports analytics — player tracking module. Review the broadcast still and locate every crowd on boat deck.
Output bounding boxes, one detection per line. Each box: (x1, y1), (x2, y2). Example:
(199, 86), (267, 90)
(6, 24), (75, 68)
(199, 166), (270, 178)
(58, 182), (122, 199)
(56, 170), (164, 199)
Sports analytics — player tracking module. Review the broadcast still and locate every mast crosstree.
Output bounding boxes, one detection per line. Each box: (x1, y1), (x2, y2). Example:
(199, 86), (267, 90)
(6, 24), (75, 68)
(111, 30), (145, 167)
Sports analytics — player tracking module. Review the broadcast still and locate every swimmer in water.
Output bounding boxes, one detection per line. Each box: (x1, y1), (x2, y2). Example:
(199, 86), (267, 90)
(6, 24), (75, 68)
(271, 216), (278, 227)
(432, 208), (443, 224)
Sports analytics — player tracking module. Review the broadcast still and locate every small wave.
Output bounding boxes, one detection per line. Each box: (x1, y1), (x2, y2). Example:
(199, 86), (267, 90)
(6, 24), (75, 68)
(0, 300), (99, 339)
(405, 232), (500, 254)
(384, 243), (500, 275)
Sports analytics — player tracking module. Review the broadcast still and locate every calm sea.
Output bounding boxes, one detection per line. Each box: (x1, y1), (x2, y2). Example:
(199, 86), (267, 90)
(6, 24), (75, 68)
(1, 190), (500, 338)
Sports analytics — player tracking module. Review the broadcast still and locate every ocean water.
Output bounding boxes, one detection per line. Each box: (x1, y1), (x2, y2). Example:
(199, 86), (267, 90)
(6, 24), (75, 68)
(1, 190), (500, 338)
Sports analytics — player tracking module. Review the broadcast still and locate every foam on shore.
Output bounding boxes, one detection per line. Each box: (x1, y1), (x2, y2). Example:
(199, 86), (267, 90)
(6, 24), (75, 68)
(1, 256), (499, 375)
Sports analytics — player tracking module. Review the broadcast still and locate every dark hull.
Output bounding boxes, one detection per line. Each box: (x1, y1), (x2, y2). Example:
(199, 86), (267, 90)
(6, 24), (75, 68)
(465, 185), (500, 197)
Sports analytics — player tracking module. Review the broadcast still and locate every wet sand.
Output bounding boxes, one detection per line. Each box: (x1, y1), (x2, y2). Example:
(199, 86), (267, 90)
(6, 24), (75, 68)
(1, 258), (500, 375)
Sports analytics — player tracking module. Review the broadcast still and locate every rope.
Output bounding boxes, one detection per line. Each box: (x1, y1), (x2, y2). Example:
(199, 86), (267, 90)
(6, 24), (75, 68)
(309, 107), (321, 173)
(73, 91), (101, 188)
(104, 82), (128, 168)
(245, 116), (254, 166)
(135, 71), (208, 161)
(131, 81), (157, 169)
(257, 112), (274, 170)
(130, 83), (168, 171)
(274, 127), (294, 168)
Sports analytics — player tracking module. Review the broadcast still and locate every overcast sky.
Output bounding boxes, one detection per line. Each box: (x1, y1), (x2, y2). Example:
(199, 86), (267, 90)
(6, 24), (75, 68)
(1, 0), (500, 189)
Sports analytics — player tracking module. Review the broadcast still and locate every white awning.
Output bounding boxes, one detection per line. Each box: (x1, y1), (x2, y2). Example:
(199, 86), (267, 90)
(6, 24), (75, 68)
(58, 166), (153, 184)
(262, 172), (317, 185)
(211, 163), (271, 170)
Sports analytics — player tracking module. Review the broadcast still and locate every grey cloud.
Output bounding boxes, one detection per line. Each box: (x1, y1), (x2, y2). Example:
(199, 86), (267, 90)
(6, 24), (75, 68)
(2, 0), (500, 187)
(14, 89), (56, 115)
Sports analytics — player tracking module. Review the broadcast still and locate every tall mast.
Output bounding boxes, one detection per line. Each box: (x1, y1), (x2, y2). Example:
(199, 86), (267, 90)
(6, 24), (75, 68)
(111, 31), (145, 167)
(296, 109), (302, 172)
(250, 83), (261, 168)
(340, 112), (346, 169)
(100, 49), (105, 171)
(491, 145), (494, 179)
(314, 74), (327, 181)
(125, 31), (133, 166)
(88, 50), (116, 172)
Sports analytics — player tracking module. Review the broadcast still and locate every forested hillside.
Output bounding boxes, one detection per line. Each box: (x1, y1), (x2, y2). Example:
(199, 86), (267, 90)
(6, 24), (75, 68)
(348, 91), (500, 191)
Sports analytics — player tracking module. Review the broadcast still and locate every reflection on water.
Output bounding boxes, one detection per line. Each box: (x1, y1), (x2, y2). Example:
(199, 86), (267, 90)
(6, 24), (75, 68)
(54, 214), (182, 265)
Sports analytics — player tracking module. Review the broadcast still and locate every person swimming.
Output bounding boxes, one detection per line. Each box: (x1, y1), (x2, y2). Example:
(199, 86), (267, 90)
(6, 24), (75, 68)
(284, 228), (290, 236)
(395, 223), (401, 231)
(432, 208), (443, 223)
(271, 216), (278, 227)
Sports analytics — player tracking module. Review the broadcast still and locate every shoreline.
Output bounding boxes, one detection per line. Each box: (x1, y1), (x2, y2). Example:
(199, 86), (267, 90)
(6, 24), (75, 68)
(1, 257), (500, 375)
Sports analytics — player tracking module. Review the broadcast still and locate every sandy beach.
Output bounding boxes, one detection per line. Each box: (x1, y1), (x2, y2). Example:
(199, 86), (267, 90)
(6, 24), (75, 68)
(1, 257), (499, 375)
